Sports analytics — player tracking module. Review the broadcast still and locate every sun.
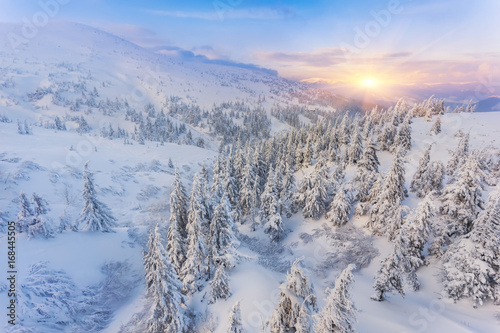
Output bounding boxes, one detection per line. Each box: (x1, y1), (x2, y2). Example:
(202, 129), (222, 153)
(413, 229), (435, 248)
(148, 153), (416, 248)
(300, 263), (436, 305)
(362, 78), (378, 88)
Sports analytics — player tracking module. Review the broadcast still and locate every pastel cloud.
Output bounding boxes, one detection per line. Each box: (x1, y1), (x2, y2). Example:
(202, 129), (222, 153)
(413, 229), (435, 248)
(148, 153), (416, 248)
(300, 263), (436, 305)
(254, 48), (347, 67)
(147, 7), (295, 21)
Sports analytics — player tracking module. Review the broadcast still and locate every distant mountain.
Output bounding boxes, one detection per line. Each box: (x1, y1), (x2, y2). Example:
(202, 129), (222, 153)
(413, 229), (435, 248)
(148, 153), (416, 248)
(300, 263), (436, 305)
(474, 97), (500, 112)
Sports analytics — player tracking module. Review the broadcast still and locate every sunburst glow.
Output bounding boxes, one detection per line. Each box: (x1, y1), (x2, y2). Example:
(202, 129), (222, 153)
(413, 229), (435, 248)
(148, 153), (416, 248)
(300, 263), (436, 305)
(362, 78), (378, 88)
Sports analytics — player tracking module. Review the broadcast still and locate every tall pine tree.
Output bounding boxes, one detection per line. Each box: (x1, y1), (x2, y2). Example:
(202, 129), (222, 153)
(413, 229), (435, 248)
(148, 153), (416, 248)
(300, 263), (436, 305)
(143, 225), (186, 333)
(75, 162), (116, 232)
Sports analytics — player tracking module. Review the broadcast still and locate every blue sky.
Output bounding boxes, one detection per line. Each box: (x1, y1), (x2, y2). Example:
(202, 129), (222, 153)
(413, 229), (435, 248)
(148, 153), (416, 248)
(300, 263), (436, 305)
(1, 0), (499, 100)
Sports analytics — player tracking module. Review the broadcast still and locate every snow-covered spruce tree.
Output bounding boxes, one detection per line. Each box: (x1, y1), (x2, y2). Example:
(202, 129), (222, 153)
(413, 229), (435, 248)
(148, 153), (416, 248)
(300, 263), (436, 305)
(353, 169), (377, 204)
(254, 147), (269, 192)
(338, 113), (351, 146)
(429, 116), (441, 135)
(167, 169), (189, 274)
(296, 161), (333, 219)
(287, 258), (317, 309)
(209, 193), (234, 274)
(358, 136), (380, 173)
(264, 195), (285, 242)
(224, 158), (240, 219)
(429, 161), (445, 192)
(367, 151), (408, 236)
(227, 301), (243, 333)
(143, 225), (186, 333)
(314, 264), (357, 333)
(404, 193), (435, 266)
(377, 123), (396, 151)
(167, 211), (187, 276)
(260, 168), (279, 222)
(384, 149), (408, 202)
(442, 190), (500, 307)
(410, 145), (432, 197)
(181, 175), (208, 295)
(211, 155), (226, 204)
(449, 149), (495, 188)
(54, 116), (66, 131)
(77, 115), (90, 134)
(371, 235), (413, 301)
(439, 153), (485, 239)
(268, 258), (316, 333)
(391, 116), (412, 154)
(208, 262), (231, 304)
(384, 202), (410, 242)
(326, 184), (351, 227)
(355, 171), (384, 216)
(17, 192), (33, 233)
(239, 159), (257, 216)
(268, 291), (298, 333)
(171, 168), (189, 237)
(75, 162), (116, 232)
(17, 119), (25, 134)
(347, 123), (363, 165)
(279, 166), (296, 218)
(302, 136), (314, 168)
(27, 193), (53, 239)
(446, 132), (469, 175)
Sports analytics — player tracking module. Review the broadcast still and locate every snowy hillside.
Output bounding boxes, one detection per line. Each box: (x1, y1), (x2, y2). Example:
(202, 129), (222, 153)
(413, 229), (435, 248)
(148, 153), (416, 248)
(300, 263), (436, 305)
(1, 22), (500, 333)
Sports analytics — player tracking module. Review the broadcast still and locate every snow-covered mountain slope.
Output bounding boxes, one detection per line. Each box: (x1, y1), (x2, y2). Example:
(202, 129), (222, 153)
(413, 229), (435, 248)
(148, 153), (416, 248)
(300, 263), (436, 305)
(1, 21), (500, 333)
(0, 21), (312, 116)
(1, 109), (499, 332)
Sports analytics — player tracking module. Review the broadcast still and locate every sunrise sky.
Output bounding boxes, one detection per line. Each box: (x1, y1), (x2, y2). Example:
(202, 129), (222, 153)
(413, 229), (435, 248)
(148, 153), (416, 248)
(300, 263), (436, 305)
(1, 0), (499, 101)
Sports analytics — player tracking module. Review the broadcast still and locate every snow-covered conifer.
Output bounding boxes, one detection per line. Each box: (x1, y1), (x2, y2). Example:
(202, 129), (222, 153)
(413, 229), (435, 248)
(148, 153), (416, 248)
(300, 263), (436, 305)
(167, 219), (186, 278)
(260, 168), (279, 221)
(181, 175), (208, 294)
(410, 145), (431, 197)
(353, 169), (377, 204)
(439, 154), (484, 239)
(208, 263), (231, 304)
(442, 190), (500, 307)
(429, 116), (441, 135)
(297, 163), (333, 219)
(264, 196), (284, 242)
(371, 237), (411, 301)
(279, 166), (296, 218)
(75, 162), (116, 232)
(209, 193), (234, 272)
(446, 132), (469, 175)
(338, 113), (351, 146)
(392, 117), (412, 153)
(385, 203), (410, 241)
(170, 168), (189, 237)
(314, 264), (357, 333)
(404, 194), (435, 266)
(17, 192), (33, 233)
(367, 152), (408, 236)
(358, 137), (379, 173)
(287, 258), (317, 308)
(347, 124), (362, 164)
(27, 193), (53, 239)
(268, 258), (316, 332)
(239, 161), (257, 216)
(143, 225), (186, 333)
(227, 301), (243, 333)
(17, 120), (25, 134)
(326, 185), (351, 227)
